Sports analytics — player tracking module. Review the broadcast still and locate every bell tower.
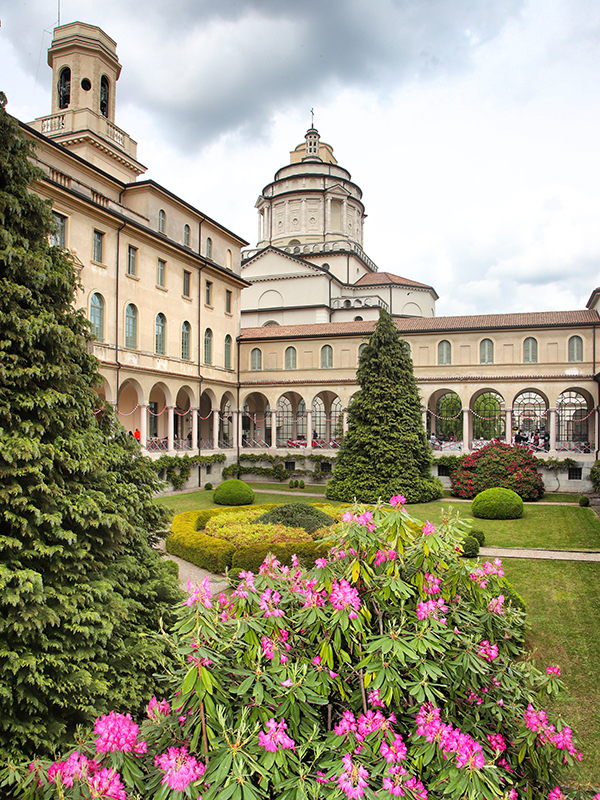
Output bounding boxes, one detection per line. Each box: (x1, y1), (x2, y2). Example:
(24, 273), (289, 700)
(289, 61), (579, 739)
(31, 22), (145, 182)
(48, 22), (120, 121)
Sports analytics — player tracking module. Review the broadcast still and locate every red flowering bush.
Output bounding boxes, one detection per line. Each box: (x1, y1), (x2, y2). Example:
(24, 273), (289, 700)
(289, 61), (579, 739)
(450, 441), (544, 500)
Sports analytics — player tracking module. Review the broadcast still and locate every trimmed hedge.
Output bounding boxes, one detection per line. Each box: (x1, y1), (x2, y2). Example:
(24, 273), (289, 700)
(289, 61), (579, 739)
(166, 511), (235, 573)
(255, 503), (335, 534)
(461, 536), (480, 558)
(169, 503), (347, 575)
(469, 528), (486, 546)
(472, 487), (524, 520)
(213, 479), (255, 506)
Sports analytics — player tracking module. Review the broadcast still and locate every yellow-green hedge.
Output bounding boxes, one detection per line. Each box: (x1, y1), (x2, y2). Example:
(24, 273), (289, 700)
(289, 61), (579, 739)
(167, 502), (347, 575)
(166, 510), (235, 573)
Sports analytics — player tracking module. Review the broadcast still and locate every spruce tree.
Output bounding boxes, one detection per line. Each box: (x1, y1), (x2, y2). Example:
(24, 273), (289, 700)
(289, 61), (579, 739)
(0, 94), (181, 759)
(326, 309), (442, 503)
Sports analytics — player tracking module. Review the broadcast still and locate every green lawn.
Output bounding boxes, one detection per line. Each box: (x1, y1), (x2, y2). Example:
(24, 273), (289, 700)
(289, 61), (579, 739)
(154, 488), (344, 515)
(501, 560), (600, 788)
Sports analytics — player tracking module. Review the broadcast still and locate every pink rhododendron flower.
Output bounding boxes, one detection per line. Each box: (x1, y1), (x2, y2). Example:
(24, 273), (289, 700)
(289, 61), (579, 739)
(259, 588), (285, 618)
(258, 718), (296, 752)
(281, 678), (293, 687)
(381, 735), (407, 763)
(94, 712), (147, 755)
(342, 511), (354, 522)
(476, 640), (499, 662)
(486, 732), (507, 754)
(312, 655), (322, 666)
(334, 711), (358, 736)
(259, 554), (281, 576)
(184, 576), (212, 608)
(315, 558), (328, 568)
(49, 753), (99, 788)
(415, 704), (485, 772)
(547, 665), (561, 677)
(422, 521), (435, 536)
(423, 573), (441, 595)
(89, 768), (127, 800)
(337, 753), (369, 800)
(261, 636), (275, 660)
(374, 548), (396, 566)
(488, 595), (505, 614)
(389, 494), (406, 506)
(329, 579), (361, 618)
(416, 597), (448, 623)
(147, 696), (170, 722)
(368, 688), (386, 708)
(548, 788), (566, 800)
(155, 747), (205, 792)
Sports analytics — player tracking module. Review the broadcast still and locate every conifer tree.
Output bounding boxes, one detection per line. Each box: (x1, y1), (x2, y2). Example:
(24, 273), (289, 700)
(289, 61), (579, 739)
(326, 309), (442, 503)
(0, 94), (181, 759)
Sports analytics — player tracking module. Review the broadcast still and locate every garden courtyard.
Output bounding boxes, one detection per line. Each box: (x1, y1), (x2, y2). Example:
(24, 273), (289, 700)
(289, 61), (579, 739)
(156, 484), (600, 789)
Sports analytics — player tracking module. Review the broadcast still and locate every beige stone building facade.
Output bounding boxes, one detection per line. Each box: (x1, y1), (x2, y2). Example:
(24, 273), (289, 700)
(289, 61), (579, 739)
(25, 22), (249, 456)
(17, 21), (600, 490)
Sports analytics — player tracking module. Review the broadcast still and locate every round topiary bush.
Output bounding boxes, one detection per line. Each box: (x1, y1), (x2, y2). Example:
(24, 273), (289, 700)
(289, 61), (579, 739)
(461, 535), (480, 558)
(579, 495), (590, 507)
(213, 478), (255, 506)
(204, 482), (213, 491)
(254, 503), (335, 534)
(469, 528), (486, 546)
(472, 487), (524, 520)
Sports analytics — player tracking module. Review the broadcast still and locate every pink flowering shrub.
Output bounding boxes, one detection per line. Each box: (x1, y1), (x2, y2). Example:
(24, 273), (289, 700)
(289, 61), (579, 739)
(19, 499), (584, 800)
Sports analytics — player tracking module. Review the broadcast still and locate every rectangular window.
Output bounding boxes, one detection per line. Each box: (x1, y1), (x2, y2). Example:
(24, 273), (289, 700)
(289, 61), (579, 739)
(127, 245), (137, 276)
(225, 290), (232, 314)
(51, 212), (67, 247)
(437, 465), (450, 477)
(284, 461), (295, 472)
(157, 259), (166, 287)
(568, 467), (583, 481)
(183, 270), (191, 297)
(93, 230), (104, 263)
(205, 280), (213, 306)
(320, 462), (332, 473)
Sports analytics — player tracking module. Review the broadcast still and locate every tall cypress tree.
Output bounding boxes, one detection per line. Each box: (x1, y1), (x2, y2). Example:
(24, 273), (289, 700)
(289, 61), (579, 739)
(326, 309), (442, 503)
(0, 94), (181, 759)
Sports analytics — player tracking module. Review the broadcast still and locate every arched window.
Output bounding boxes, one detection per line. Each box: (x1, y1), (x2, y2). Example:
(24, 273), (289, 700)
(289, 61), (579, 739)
(204, 328), (213, 365)
(125, 304), (137, 349)
(480, 338), (494, 364)
(557, 390), (589, 444)
(433, 392), (463, 441)
(158, 209), (166, 234)
(226, 249), (232, 270)
(100, 75), (109, 118)
(251, 348), (262, 371)
(181, 321), (191, 361)
(472, 391), (505, 439)
(285, 346), (297, 370)
(438, 340), (452, 366)
(206, 237), (213, 259)
(90, 293), (104, 341)
(321, 345), (333, 369)
(523, 337), (538, 364)
(224, 334), (232, 370)
(358, 343), (368, 360)
(184, 224), (190, 247)
(58, 67), (71, 109)
(513, 391), (547, 433)
(155, 313), (166, 354)
(568, 335), (583, 363)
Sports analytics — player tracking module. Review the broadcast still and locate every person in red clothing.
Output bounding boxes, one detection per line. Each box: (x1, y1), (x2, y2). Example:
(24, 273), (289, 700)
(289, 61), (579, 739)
(133, 428), (141, 441)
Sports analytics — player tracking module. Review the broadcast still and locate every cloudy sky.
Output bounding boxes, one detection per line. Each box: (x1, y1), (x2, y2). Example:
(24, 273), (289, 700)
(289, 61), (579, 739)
(2, 0), (600, 316)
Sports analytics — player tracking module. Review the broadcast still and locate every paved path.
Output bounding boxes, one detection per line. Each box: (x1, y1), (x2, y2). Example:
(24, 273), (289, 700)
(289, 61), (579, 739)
(480, 546), (600, 562)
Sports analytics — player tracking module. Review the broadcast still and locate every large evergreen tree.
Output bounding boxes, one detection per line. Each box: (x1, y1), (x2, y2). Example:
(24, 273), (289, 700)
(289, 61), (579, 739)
(326, 309), (442, 503)
(0, 93), (181, 760)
